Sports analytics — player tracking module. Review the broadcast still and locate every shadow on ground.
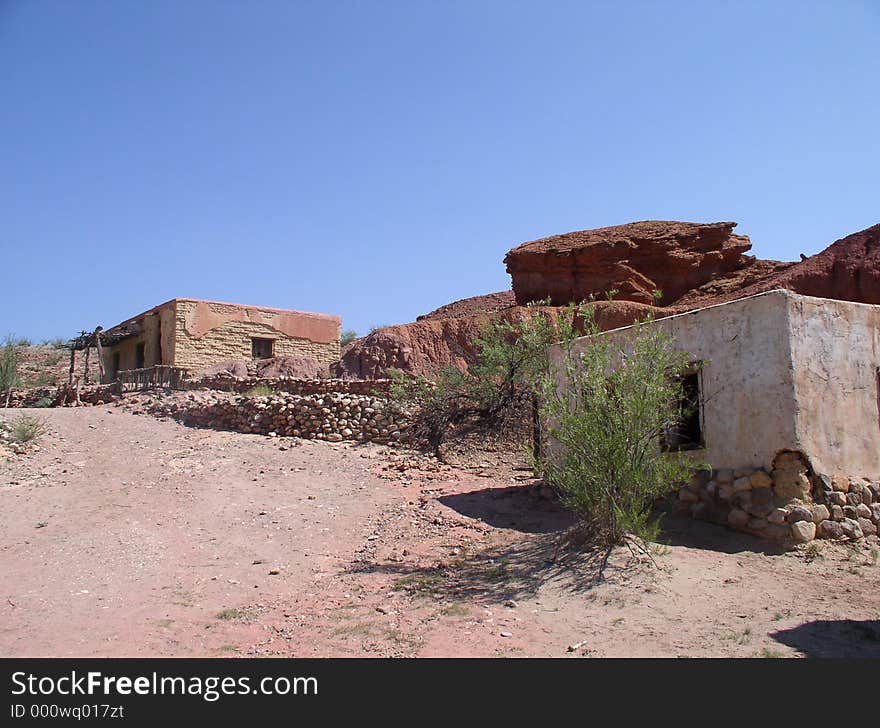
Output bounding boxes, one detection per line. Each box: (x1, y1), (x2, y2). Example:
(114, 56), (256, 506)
(438, 485), (576, 534)
(658, 512), (789, 556)
(349, 531), (624, 605)
(440, 484), (786, 556)
(771, 620), (880, 657)
(353, 483), (648, 603)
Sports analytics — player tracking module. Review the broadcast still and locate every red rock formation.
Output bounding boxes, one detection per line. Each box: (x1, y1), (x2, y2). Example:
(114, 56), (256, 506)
(504, 220), (754, 306)
(730, 222), (880, 304)
(333, 300), (656, 379)
(417, 290), (516, 321)
(335, 220), (880, 380)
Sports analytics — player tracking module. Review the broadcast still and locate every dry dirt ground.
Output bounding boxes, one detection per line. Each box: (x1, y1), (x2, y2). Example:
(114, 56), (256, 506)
(1, 407), (879, 658)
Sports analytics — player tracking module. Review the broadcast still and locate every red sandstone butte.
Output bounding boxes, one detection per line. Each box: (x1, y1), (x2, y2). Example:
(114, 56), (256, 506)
(503, 220), (755, 306)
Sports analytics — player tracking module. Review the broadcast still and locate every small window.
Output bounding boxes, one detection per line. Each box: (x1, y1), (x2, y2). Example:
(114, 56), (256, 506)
(251, 338), (274, 359)
(135, 342), (146, 369)
(661, 364), (704, 451)
(876, 368), (880, 432)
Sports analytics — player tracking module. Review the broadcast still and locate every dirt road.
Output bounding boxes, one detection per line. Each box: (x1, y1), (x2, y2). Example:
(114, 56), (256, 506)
(1, 407), (878, 657)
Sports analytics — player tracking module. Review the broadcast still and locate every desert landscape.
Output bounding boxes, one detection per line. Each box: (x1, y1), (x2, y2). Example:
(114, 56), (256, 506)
(2, 404), (878, 658)
(3, 219), (880, 658)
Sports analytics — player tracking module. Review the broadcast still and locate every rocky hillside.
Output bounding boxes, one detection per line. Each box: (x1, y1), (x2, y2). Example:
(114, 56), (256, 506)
(335, 220), (880, 380)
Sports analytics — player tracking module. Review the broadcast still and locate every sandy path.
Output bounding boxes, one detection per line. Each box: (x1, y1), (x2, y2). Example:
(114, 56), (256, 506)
(2, 407), (878, 657)
(0, 408), (394, 656)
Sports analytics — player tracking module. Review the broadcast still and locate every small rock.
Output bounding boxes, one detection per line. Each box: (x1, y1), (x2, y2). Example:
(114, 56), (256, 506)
(790, 520), (816, 543)
(817, 519), (843, 539)
(728, 508), (749, 529)
(768, 508), (788, 525)
(732, 477), (752, 493)
(504, 600), (517, 609)
(268, 568), (280, 575)
(499, 631), (512, 638)
(749, 471), (773, 489)
(786, 506), (812, 524)
(840, 518), (864, 540)
(857, 518), (877, 537)
(811, 504), (830, 523)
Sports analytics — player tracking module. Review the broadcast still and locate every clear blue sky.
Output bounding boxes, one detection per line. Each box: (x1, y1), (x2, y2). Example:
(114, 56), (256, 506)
(2, 1), (878, 341)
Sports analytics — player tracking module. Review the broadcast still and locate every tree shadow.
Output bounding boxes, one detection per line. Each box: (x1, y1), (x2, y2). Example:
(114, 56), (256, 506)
(349, 526), (650, 606)
(771, 620), (880, 657)
(438, 484), (576, 534)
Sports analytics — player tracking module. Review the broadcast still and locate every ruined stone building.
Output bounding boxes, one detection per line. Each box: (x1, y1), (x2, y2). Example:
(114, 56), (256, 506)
(553, 289), (880, 543)
(99, 298), (341, 382)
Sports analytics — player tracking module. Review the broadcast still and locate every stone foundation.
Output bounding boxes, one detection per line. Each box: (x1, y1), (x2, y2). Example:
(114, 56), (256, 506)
(676, 450), (880, 544)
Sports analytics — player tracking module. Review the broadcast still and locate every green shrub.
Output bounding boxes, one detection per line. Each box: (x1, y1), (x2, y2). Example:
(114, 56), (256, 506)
(388, 301), (580, 456)
(42, 337), (69, 349)
(12, 413), (48, 444)
(340, 329), (359, 347)
(0, 337), (21, 406)
(244, 384), (276, 398)
(537, 308), (696, 546)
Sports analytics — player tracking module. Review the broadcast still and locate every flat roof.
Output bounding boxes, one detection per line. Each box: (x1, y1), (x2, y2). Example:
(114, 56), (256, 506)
(104, 297), (341, 335)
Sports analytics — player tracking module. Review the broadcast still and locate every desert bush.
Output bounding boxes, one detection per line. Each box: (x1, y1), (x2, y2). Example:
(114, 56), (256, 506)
(244, 384), (276, 398)
(11, 413), (48, 444)
(340, 329), (359, 347)
(33, 371), (57, 387)
(537, 308), (696, 546)
(0, 337), (21, 407)
(42, 337), (69, 349)
(389, 302), (581, 455)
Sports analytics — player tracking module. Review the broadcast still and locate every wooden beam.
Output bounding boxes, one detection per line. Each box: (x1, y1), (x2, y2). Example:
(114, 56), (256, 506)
(93, 326), (105, 382)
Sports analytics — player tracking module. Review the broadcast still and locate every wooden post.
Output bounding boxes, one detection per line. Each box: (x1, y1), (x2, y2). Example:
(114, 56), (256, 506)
(83, 346), (91, 385)
(68, 347), (76, 385)
(93, 327), (105, 383)
(532, 394), (542, 466)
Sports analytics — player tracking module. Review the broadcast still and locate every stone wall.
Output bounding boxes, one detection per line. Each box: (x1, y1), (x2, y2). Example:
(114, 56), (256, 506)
(675, 451), (880, 544)
(130, 390), (409, 444)
(182, 375), (391, 396)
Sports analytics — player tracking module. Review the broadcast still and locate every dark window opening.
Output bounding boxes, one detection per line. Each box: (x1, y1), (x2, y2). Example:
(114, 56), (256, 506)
(661, 365), (704, 452)
(251, 338), (274, 359)
(876, 368), (880, 432)
(135, 342), (146, 369)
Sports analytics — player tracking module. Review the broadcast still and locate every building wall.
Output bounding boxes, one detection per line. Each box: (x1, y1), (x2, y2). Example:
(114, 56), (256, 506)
(558, 289), (880, 479)
(102, 304), (176, 381)
(171, 299), (341, 371)
(558, 290), (799, 472)
(788, 295), (880, 478)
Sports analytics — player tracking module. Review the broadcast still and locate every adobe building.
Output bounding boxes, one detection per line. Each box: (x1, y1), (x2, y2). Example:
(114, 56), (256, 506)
(99, 298), (341, 381)
(553, 289), (880, 544)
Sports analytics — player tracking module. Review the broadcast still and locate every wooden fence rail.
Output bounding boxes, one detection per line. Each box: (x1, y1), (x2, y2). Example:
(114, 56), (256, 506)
(116, 365), (190, 393)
